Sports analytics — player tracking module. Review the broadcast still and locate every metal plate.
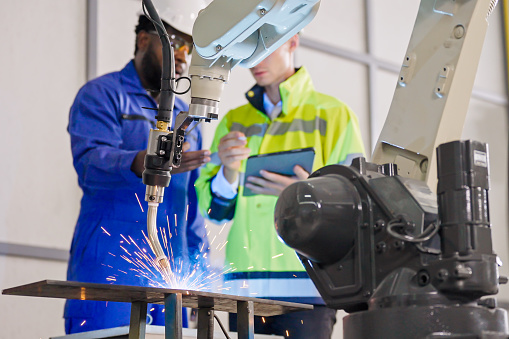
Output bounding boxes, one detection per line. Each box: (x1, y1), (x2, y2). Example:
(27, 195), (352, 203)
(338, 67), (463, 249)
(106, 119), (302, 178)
(2, 280), (313, 316)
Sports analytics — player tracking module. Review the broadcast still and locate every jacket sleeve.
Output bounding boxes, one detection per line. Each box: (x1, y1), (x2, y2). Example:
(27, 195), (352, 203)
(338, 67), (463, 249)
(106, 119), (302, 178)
(195, 112), (237, 222)
(325, 104), (366, 166)
(68, 82), (141, 190)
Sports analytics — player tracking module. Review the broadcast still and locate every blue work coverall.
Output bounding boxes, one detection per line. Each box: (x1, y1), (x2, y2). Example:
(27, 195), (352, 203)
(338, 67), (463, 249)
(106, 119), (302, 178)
(65, 60), (208, 333)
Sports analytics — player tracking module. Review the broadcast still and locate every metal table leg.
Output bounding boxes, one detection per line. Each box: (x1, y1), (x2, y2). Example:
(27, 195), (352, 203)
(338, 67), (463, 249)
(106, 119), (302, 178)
(129, 301), (147, 339)
(197, 307), (214, 339)
(237, 301), (254, 339)
(165, 293), (183, 339)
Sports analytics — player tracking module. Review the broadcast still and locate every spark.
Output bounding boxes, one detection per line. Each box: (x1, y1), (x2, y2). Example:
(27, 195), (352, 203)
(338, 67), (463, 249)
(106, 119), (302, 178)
(218, 241), (228, 251)
(301, 320), (304, 325)
(134, 193), (144, 212)
(219, 223), (227, 235)
(186, 205), (189, 221)
(150, 308), (155, 312)
(103, 212), (233, 293)
(272, 253), (284, 259)
(80, 320), (86, 326)
(108, 252), (116, 257)
(174, 214), (178, 231)
(293, 274), (297, 278)
(101, 227), (111, 236)
(262, 317), (266, 323)
(241, 281), (249, 289)
(247, 266), (254, 270)
(207, 208), (211, 214)
(120, 234), (131, 245)
(286, 330), (289, 337)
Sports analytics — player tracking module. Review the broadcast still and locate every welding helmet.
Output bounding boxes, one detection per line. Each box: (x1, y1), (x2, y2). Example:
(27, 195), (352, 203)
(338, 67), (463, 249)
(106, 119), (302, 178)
(150, 0), (210, 36)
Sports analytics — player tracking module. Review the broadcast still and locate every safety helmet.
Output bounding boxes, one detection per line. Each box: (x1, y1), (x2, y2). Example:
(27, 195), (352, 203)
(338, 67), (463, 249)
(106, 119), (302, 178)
(150, 0), (209, 36)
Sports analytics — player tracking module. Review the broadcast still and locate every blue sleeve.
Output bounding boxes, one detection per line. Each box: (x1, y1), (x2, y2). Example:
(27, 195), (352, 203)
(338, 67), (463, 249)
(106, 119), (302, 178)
(68, 81), (141, 190)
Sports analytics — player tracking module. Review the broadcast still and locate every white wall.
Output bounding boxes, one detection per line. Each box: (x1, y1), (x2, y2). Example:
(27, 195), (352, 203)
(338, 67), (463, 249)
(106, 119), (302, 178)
(0, 1), (86, 338)
(0, 1), (507, 338)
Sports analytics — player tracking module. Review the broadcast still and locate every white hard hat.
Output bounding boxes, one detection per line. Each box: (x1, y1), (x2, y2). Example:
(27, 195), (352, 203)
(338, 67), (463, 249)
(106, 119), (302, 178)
(150, 0), (210, 36)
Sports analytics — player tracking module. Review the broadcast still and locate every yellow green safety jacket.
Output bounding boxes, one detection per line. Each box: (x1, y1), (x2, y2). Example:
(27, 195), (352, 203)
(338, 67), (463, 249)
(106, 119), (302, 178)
(195, 67), (365, 304)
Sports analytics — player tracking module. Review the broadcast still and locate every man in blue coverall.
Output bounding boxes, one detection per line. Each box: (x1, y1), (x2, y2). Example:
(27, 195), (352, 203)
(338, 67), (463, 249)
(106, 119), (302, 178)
(65, 3), (210, 333)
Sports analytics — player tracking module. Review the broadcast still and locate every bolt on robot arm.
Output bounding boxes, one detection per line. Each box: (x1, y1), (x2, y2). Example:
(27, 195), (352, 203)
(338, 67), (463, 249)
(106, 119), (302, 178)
(141, 0), (320, 284)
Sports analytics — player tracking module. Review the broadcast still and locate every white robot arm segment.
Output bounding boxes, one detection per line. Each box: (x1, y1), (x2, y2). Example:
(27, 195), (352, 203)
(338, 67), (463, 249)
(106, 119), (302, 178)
(186, 0), (320, 121)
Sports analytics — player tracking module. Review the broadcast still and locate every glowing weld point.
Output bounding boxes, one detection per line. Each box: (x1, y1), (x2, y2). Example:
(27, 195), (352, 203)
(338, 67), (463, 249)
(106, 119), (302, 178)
(134, 193), (144, 212)
(272, 253), (283, 259)
(101, 227), (111, 236)
(80, 320), (86, 326)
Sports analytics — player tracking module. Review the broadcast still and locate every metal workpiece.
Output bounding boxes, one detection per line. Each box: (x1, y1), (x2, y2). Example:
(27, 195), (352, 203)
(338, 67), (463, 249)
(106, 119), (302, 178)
(165, 293), (183, 339)
(237, 301), (255, 339)
(2, 279), (313, 314)
(197, 307), (214, 339)
(129, 301), (148, 339)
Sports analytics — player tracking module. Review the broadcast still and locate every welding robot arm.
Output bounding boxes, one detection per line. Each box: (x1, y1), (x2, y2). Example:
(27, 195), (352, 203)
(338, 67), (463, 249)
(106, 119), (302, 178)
(274, 2), (508, 337)
(141, 0), (321, 284)
(372, 0), (499, 192)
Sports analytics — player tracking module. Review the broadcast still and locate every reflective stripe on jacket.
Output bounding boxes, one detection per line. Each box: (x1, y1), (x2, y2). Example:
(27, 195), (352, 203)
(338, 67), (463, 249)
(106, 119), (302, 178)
(195, 67), (365, 303)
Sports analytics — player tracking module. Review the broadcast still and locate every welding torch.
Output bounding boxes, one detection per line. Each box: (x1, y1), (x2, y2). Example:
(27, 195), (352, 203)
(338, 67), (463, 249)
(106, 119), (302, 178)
(141, 0), (223, 285)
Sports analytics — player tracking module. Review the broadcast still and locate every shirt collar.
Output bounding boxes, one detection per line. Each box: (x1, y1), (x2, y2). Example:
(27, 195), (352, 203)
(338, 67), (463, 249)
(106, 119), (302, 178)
(245, 67), (314, 118)
(263, 92), (282, 120)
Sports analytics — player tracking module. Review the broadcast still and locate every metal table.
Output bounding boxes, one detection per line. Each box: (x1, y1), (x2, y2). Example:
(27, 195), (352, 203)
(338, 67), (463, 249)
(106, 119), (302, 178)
(2, 280), (313, 339)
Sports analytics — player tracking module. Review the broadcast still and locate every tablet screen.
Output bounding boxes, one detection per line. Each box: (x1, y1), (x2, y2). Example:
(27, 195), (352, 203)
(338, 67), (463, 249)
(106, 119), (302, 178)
(242, 147), (315, 196)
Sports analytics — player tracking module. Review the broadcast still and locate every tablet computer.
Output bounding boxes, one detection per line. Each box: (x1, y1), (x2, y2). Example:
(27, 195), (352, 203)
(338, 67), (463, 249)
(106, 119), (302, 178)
(242, 147), (315, 196)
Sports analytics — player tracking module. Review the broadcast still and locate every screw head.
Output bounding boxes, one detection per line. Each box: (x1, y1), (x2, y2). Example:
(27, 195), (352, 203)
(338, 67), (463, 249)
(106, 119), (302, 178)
(259, 8), (267, 16)
(159, 150), (166, 155)
(215, 45), (222, 52)
(454, 25), (465, 39)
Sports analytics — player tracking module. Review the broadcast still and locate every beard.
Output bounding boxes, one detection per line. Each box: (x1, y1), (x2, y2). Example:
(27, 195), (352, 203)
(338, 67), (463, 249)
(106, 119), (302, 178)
(140, 43), (162, 91)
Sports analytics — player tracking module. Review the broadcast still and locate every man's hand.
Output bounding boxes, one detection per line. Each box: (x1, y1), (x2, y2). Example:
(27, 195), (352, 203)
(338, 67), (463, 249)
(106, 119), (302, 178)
(131, 142), (210, 177)
(245, 165), (309, 196)
(217, 131), (251, 184)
